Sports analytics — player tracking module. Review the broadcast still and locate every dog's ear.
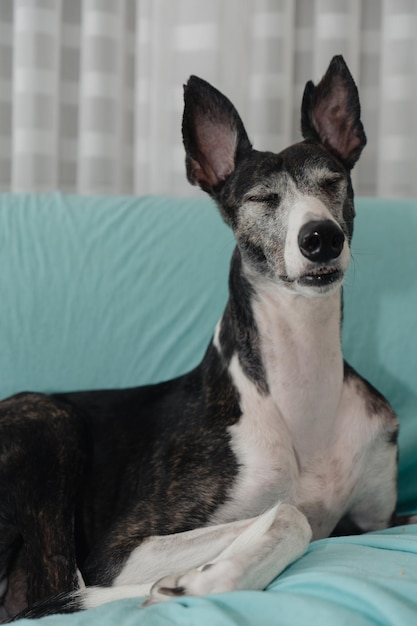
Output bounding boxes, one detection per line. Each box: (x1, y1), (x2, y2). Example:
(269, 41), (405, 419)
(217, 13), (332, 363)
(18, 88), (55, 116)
(182, 76), (252, 192)
(301, 55), (366, 169)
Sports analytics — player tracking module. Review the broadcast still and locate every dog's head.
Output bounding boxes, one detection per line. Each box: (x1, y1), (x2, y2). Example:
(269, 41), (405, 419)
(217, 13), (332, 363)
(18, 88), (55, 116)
(182, 56), (366, 297)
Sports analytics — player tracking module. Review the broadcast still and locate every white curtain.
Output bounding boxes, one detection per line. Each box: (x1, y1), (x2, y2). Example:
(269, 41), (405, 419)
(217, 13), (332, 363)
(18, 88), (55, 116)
(0, 0), (416, 197)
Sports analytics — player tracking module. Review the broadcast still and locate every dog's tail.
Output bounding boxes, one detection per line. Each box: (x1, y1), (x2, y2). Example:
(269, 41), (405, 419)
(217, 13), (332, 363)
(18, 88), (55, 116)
(10, 582), (152, 620)
(9, 590), (83, 621)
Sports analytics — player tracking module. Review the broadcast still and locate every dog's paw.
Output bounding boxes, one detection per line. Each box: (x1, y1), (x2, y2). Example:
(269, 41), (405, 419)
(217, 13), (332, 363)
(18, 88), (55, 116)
(145, 560), (238, 605)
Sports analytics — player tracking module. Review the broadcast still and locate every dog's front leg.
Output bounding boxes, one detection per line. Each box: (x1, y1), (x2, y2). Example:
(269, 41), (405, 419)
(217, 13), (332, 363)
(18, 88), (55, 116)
(147, 503), (311, 604)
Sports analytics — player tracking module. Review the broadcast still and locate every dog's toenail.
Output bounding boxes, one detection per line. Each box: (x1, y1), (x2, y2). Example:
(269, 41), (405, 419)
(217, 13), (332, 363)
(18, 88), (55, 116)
(158, 586), (185, 597)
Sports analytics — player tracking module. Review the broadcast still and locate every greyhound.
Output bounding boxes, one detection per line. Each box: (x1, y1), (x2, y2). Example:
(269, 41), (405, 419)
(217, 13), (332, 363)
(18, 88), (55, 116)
(0, 56), (401, 620)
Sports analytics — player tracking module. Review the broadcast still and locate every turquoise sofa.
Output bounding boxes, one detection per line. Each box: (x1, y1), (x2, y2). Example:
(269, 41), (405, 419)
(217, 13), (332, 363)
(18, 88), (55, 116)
(1, 193), (417, 625)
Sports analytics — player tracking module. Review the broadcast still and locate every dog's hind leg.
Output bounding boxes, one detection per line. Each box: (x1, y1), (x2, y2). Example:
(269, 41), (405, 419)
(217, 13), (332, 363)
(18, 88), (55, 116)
(0, 393), (85, 617)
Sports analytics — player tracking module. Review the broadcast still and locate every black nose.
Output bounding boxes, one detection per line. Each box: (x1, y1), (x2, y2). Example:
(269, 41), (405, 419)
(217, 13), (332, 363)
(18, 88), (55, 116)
(298, 220), (345, 262)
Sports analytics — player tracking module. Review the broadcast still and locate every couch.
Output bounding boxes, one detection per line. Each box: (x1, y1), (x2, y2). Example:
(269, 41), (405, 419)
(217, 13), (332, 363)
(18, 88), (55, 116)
(1, 192), (417, 625)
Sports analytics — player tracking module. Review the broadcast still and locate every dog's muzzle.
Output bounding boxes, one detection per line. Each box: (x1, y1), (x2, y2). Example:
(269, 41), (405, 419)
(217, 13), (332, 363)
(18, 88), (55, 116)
(293, 219), (346, 290)
(298, 220), (345, 263)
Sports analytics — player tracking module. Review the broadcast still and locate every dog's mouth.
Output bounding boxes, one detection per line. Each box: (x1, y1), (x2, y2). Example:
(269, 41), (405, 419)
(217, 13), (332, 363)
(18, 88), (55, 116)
(279, 266), (345, 292)
(298, 267), (343, 288)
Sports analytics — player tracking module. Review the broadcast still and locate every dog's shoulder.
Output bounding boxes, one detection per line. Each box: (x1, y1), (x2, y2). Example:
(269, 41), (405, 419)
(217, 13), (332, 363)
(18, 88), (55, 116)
(343, 361), (398, 446)
(342, 361), (398, 435)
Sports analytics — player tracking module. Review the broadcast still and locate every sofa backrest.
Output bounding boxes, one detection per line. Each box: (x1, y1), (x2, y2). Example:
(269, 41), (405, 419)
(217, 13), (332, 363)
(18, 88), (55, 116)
(0, 193), (233, 398)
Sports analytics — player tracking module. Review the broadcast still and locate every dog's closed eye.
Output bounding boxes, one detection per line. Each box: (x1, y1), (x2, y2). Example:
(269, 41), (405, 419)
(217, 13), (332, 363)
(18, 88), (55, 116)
(246, 193), (280, 205)
(319, 175), (344, 195)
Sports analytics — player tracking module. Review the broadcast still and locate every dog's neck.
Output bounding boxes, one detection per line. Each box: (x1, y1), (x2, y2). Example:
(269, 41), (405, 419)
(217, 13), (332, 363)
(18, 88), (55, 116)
(227, 254), (345, 463)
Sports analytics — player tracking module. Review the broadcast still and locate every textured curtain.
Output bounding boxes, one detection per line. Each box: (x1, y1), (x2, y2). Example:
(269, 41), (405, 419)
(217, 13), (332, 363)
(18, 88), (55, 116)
(0, 0), (416, 197)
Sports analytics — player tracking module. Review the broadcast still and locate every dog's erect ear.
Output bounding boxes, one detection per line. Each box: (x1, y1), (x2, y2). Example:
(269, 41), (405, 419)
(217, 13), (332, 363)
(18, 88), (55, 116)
(301, 55), (366, 169)
(182, 76), (252, 192)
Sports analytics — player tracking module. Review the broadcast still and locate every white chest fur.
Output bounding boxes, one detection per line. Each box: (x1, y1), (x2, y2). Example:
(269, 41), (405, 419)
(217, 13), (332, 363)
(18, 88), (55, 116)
(210, 350), (387, 538)
(210, 284), (389, 536)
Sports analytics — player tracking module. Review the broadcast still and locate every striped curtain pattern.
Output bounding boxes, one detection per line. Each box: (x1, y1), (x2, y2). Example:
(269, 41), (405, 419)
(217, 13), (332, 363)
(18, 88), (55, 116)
(0, 0), (416, 197)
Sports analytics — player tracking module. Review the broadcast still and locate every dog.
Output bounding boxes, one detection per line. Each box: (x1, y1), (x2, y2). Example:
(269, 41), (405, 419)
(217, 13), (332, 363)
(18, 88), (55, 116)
(0, 55), (402, 620)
